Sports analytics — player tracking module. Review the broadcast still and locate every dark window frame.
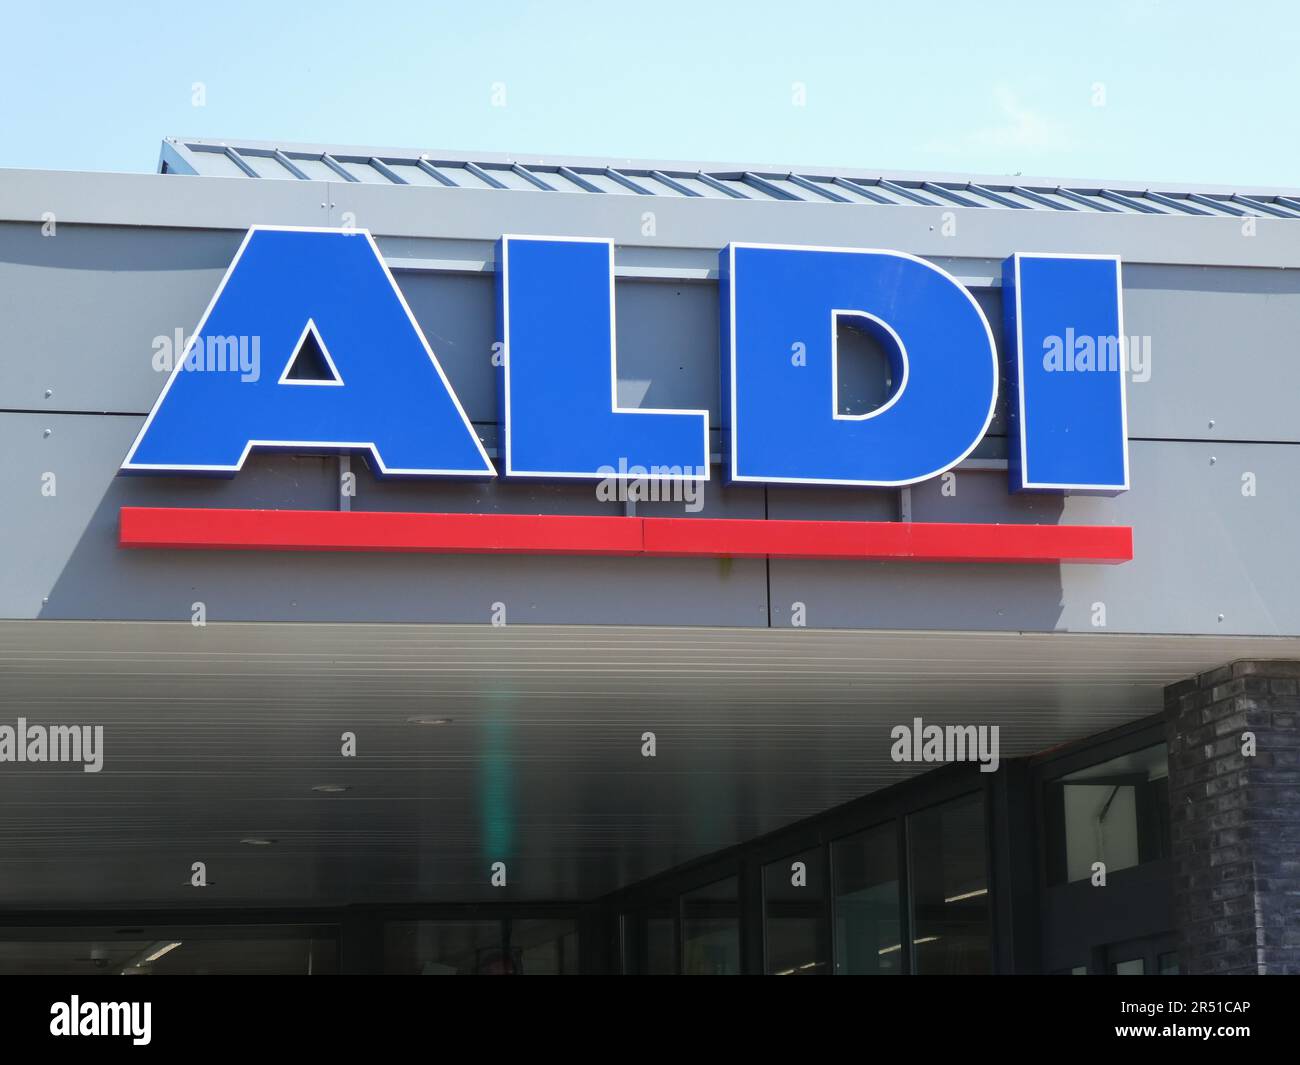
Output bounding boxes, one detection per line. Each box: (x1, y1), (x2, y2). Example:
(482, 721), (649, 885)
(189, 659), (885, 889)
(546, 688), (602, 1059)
(601, 762), (993, 974)
(1028, 713), (1175, 975)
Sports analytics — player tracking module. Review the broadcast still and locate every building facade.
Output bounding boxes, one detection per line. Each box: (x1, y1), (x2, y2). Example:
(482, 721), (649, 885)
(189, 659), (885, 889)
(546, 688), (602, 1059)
(0, 138), (1298, 973)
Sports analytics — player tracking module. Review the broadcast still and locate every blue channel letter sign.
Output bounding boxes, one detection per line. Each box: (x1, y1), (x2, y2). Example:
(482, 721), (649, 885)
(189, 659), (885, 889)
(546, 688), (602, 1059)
(122, 226), (1130, 495)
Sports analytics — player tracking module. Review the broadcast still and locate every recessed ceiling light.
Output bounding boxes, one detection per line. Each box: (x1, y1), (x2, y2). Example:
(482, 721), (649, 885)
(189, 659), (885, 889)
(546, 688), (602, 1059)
(239, 837), (276, 846)
(311, 784), (350, 794)
(144, 941), (183, 963)
(406, 716), (454, 726)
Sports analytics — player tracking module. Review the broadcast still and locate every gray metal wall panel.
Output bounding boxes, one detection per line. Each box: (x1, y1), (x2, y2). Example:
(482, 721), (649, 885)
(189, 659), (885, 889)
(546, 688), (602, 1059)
(1056, 439), (1289, 636)
(6, 411), (1299, 635)
(4, 170), (1299, 268)
(767, 439), (1300, 636)
(2, 172), (1299, 636)
(0, 224), (242, 414)
(0, 412), (768, 626)
(0, 169), (329, 230)
(1122, 264), (1300, 443)
(384, 270), (496, 424)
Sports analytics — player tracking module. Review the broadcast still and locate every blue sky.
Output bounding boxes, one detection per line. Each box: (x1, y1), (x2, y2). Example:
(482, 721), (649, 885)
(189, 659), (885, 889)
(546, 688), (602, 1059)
(3, 1), (1297, 185)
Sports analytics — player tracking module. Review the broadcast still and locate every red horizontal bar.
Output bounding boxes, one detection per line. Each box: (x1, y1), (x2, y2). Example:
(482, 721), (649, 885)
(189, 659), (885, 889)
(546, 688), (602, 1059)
(643, 517), (1131, 563)
(119, 508), (1132, 564)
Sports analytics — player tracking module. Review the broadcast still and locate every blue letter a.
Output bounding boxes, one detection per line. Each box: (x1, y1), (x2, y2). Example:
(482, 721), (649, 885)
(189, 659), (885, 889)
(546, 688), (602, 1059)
(122, 226), (493, 477)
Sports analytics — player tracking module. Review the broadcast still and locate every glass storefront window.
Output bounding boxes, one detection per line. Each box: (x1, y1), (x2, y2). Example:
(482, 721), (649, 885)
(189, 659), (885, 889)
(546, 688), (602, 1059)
(0, 925), (338, 975)
(383, 920), (503, 975)
(1044, 743), (1170, 885)
(764, 849), (827, 975)
(511, 918), (579, 975)
(907, 793), (991, 974)
(682, 876), (740, 975)
(619, 906), (675, 974)
(644, 917), (675, 974)
(831, 823), (901, 974)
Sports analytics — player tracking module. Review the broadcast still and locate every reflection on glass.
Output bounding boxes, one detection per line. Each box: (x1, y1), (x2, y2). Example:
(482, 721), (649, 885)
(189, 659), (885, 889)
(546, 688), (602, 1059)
(832, 823), (901, 974)
(511, 918), (579, 975)
(0, 925), (338, 975)
(1114, 958), (1145, 975)
(644, 916), (675, 975)
(908, 793), (991, 974)
(1045, 743), (1170, 884)
(682, 877), (740, 975)
(620, 906), (675, 974)
(1158, 951), (1179, 975)
(383, 921), (503, 975)
(764, 849), (826, 975)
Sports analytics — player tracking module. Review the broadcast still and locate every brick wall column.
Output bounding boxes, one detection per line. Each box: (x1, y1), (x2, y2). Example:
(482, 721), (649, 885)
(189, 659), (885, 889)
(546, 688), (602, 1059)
(1164, 660), (1300, 974)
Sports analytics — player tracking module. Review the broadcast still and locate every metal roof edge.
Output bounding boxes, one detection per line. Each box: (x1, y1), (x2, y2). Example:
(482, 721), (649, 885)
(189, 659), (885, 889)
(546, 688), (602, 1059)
(164, 136), (1300, 200)
(4, 166), (1300, 273)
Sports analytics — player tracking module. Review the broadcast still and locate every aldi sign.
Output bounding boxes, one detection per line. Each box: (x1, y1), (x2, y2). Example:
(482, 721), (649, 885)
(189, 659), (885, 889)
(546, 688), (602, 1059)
(117, 226), (1132, 565)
